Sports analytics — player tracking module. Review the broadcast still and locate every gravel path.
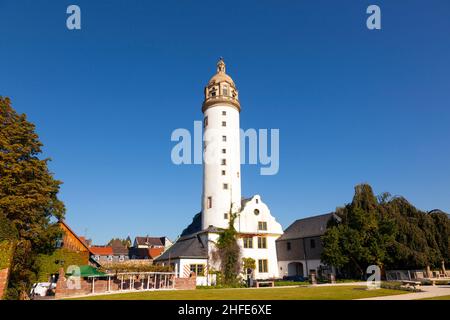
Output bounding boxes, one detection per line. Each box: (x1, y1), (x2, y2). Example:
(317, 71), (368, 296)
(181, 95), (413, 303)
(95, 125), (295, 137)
(357, 285), (450, 300)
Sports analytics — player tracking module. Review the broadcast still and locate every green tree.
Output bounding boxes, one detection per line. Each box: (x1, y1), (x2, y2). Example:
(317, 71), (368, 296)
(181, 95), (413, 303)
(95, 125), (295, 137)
(0, 97), (65, 299)
(382, 198), (448, 269)
(212, 206), (241, 286)
(321, 184), (396, 278)
(321, 183), (449, 279)
(107, 237), (131, 247)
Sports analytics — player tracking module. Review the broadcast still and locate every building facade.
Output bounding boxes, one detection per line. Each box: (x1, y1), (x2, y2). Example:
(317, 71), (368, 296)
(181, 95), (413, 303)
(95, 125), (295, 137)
(156, 59), (283, 284)
(57, 220), (92, 264)
(276, 213), (340, 279)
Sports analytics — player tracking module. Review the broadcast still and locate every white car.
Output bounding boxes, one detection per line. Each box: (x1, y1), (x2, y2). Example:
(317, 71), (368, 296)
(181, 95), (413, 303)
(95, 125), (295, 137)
(30, 282), (56, 297)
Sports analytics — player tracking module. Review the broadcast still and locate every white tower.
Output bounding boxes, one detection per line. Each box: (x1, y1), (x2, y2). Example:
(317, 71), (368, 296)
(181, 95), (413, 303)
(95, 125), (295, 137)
(201, 58), (242, 230)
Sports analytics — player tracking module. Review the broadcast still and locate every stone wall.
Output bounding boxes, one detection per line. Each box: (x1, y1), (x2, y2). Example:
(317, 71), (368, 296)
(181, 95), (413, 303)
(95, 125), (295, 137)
(0, 268), (10, 299)
(0, 240), (14, 300)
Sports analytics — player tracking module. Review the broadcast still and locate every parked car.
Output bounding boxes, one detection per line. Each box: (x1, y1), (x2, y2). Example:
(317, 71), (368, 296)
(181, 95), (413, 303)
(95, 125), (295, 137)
(30, 282), (56, 297)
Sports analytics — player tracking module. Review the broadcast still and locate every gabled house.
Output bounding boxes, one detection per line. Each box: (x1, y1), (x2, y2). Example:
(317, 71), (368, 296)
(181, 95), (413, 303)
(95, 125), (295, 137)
(90, 246), (115, 264)
(57, 220), (98, 266)
(276, 213), (340, 279)
(129, 247), (164, 260)
(133, 236), (172, 250)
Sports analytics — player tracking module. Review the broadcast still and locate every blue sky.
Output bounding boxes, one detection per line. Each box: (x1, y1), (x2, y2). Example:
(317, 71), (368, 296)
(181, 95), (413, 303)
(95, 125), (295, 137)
(1, 0), (449, 244)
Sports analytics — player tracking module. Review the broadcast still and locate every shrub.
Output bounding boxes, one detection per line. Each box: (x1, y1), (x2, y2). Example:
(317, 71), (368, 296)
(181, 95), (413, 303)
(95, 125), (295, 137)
(99, 262), (173, 274)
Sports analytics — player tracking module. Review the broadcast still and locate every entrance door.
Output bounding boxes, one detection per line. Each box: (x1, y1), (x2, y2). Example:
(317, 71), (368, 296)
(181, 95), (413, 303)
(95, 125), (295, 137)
(287, 262), (304, 277)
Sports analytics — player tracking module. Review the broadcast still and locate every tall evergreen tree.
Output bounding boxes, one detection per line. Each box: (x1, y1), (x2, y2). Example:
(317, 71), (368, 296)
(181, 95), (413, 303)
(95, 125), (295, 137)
(0, 97), (65, 299)
(321, 183), (449, 278)
(321, 184), (396, 278)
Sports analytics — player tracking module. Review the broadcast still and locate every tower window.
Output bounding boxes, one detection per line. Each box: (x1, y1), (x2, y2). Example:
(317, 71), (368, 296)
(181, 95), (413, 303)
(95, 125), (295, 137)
(222, 136), (227, 142)
(207, 196), (212, 209)
(310, 239), (316, 249)
(223, 183), (228, 190)
(287, 242), (291, 251)
(221, 159), (226, 165)
(224, 213), (228, 219)
(223, 86), (229, 96)
(211, 91), (216, 97)
(221, 170), (226, 176)
(203, 116), (208, 128)
(222, 121), (226, 127)
(222, 111), (226, 116)
(222, 149), (226, 154)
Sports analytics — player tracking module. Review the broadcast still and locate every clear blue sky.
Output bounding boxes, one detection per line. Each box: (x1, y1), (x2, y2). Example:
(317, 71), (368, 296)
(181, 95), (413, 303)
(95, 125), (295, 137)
(1, 0), (449, 244)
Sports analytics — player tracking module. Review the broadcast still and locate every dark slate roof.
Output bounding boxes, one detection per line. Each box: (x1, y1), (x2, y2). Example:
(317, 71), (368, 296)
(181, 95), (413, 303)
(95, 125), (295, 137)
(241, 197), (252, 207)
(180, 212), (202, 237)
(111, 246), (129, 255)
(277, 213), (339, 241)
(129, 247), (152, 259)
(154, 233), (208, 262)
(134, 236), (164, 247)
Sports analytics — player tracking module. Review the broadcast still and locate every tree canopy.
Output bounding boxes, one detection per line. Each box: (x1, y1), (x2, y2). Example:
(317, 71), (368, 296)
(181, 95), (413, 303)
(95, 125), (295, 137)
(321, 184), (449, 278)
(0, 97), (65, 299)
(107, 237), (131, 248)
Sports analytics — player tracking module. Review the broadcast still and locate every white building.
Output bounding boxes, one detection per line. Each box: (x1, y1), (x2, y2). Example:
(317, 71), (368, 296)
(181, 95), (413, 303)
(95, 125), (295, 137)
(155, 59), (283, 285)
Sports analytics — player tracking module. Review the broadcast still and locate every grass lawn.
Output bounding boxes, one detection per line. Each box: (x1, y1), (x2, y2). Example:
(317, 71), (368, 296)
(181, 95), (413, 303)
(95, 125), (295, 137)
(70, 285), (407, 300)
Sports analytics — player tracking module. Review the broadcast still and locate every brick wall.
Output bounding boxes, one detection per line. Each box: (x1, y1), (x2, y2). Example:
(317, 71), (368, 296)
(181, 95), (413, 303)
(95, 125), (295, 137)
(0, 268), (10, 299)
(54, 268), (193, 298)
(174, 275), (196, 290)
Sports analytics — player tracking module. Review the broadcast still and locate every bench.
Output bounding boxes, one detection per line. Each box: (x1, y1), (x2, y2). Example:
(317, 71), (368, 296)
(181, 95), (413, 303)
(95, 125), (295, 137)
(255, 280), (274, 288)
(400, 280), (421, 290)
(423, 277), (450, 286)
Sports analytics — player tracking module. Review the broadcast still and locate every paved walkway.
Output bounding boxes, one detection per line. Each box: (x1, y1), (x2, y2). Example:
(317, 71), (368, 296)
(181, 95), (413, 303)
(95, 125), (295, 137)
(357, 285), (450, 300)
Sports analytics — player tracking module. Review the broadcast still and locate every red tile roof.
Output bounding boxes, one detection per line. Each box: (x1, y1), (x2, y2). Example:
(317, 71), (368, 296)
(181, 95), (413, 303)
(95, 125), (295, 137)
(148, 247), (164, 259)
(90, 246), (113, 255)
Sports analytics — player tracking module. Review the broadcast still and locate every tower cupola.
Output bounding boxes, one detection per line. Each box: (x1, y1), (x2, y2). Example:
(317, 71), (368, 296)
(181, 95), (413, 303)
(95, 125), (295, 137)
(202, 58), (240, 113)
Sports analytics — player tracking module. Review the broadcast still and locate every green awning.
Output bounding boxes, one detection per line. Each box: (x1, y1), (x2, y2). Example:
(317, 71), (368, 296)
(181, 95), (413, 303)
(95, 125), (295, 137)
(65, 265), (107, 277)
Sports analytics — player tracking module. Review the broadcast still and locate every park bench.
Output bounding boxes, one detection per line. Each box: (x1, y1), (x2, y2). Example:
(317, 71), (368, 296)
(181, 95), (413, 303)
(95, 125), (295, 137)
(400, 280), (421, 290)
(255, 280), (275, 288)
(422, 277), (450, 286)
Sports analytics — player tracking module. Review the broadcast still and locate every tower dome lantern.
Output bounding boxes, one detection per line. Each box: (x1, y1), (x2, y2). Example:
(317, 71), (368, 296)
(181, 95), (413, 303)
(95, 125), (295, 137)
(202, 58), (240, 113)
